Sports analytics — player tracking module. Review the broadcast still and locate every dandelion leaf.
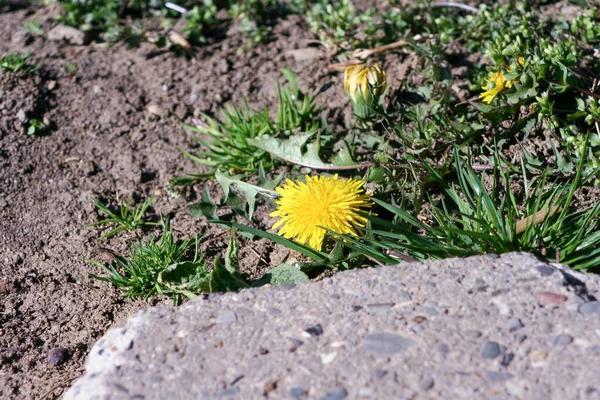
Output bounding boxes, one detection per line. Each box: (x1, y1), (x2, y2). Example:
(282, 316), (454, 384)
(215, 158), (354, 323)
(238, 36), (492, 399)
(248, 133), (357, 168)
(265, 263), (310, 284)
(215, 167), (282, 220)
(209, 258), (249, 293)
(188, 186), (218, 219)
(158, 261), (211, 297)
(225, 233), (239, 274)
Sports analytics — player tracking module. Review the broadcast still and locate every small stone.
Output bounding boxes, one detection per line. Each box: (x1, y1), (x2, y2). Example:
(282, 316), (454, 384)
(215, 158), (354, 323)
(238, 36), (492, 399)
(434, 343), (450, 355)
(16, 109), (28, 123)
(146, 104), (166, 117)
(366, 303), (394, 314)
(305, 324), (324, 337)
(48, 347), (70, 366)
(47, 24), (89, 45)
(419, 377), (434, 391)
(535, 265), (555, 276)
(320, 386), (347, 400)
(285, 47), (322, 62)
(463, 329), (482, 339)
(504, 318), (524, 332)
(501, 352), (515, 367)
(528, 350), (548, 364)
(547, 334), (573, 346)
(481, 341), (506, 360)
(374, 369), (387, 378)
(485, 370), (513, 383)
(320, 352), (337, 364)
(290, 387), (306, 398)
(579, 302), (600, 315)
(216, 310), (237, 324)
(537, 292), (568, 307)
(47, 80), (57, 90)
(361, 332), (416, 356)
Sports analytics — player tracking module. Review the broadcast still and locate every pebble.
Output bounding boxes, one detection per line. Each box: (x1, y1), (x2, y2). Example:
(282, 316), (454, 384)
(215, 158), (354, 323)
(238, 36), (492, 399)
(535, 266), (556, 276)
(320, 386), (347, 400)
(504, 318), (524, 332)
(463, 329), (482, 339)
(537, 292), (568, 307)
(485, 370), (513, 382)
(374, 369), (387, 378)
(528, 350), (548, 364)
(305, 324), (324, 337)
(419, 377), (435, 391)
(47, 24), (89, 45)
(366, 303), (394, 314)
(547, 334), (573, 347)
(216, 311), (237, 324)
(361, 332), (416, 356)
(481, 341), (506, 360)
(501, 352), (515, 367)
(579, 301), (600, 315)
(48, 347), (70, 366)
(16, 109), (28, 123)
(290, 387), (306, 398)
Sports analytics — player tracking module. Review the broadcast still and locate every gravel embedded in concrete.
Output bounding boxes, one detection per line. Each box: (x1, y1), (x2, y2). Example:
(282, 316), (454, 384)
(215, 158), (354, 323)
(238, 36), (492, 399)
(65, 253), (600, 400)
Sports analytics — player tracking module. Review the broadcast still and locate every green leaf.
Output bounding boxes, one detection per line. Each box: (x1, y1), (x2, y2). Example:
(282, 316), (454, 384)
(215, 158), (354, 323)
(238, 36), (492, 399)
(212, 220), (327, 262)
(264, 263), (310, 284)
(209, 258), (249, 293)
(188, 186), (218, 219)
(225, 232), (239, 274)
(248, 132), (358, 168)
(157, 261), (211, 296)
(215, 168), (281, 220)
(248, 132), (327, 168)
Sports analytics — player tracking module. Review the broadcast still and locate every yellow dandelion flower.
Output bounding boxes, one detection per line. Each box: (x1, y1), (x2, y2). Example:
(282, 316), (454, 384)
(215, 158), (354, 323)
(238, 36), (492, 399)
(479, 70), (513, 104)
(270, 174), (373, 250)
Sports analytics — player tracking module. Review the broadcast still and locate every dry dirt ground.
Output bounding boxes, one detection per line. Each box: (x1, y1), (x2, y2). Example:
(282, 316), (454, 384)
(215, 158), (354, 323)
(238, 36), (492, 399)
(0, 1), (592, 399)
(0, 4), (355, 398)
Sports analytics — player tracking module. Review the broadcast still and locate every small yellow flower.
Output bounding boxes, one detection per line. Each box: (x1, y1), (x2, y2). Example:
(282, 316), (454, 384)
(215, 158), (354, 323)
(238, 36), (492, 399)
(479, 70), (513, 104)
(270, 175), (373, 250)
(344, 63), (387, 118)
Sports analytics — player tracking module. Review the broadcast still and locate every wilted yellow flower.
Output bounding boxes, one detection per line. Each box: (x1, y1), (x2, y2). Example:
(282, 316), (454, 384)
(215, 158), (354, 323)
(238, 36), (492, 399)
(344, 63), (387, 118)
(270, 175), (373, 250)
(479, 70), (513, 104)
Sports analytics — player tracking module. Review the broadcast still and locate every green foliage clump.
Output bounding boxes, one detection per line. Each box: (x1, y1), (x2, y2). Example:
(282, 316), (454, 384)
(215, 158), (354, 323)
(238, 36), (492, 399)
(0, 52), (40, 74)
(179, 69), (319, 177)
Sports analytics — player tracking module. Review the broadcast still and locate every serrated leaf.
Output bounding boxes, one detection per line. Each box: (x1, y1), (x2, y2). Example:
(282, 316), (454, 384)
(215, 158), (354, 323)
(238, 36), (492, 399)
(265, 263), (310, 284)
(248, 132), (327, 168)
(248, 133), (358, 168)
(209, 258), (249, 293)
(158, 261), (211, 296)
(225, 233), (239, 274)
(331, 142), (356, 166)
(188, 186), (218, 219)
(215, 168), (280, 220)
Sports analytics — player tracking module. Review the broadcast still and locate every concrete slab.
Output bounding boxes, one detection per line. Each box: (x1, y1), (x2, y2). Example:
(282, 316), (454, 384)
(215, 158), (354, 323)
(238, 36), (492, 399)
(65, 253), (600, 399)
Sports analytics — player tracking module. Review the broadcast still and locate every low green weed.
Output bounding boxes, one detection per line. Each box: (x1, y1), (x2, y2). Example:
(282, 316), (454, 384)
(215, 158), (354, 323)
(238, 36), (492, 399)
(87, 196), (157, 239)
(340, 146), (600, 271)
(177, 69), (319, 178)
(0, 53), (40, 74)
(90, 219), (207, 304)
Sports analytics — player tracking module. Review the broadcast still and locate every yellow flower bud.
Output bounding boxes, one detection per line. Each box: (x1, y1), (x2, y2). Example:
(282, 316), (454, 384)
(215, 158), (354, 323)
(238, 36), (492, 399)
(344, 63), (387, 118)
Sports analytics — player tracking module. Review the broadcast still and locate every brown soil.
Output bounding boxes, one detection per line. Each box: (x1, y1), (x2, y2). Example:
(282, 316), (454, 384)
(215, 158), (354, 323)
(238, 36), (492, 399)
(0, 5), (344, 399)
(0, 1), (596, 399)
